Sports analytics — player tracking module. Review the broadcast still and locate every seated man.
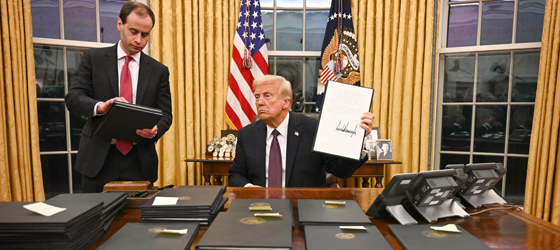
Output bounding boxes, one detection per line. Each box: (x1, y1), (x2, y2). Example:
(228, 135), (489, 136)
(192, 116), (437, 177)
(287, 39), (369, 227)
(229, 75), (375, 187)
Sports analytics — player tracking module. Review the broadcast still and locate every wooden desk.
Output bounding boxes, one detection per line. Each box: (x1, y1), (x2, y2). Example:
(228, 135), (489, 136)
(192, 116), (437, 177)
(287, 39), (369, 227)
(93, 187), (560, 250)
(185, 157), (402, 188)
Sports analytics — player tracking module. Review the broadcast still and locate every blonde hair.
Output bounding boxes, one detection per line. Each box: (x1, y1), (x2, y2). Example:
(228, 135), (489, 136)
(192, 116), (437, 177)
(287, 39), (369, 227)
(253, 75), (293, 105)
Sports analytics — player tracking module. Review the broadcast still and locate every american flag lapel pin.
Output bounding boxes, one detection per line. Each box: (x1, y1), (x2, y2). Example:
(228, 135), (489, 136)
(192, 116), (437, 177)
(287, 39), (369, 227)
(295, 131), (299, 137)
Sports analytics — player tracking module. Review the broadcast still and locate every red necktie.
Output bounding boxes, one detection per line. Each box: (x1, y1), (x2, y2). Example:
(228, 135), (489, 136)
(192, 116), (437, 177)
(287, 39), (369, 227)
(268, 129), (282, 187)
(116, 56), (133, 155)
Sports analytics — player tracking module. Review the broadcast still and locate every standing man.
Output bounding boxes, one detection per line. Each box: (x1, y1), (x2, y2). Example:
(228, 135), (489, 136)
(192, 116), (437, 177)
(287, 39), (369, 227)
(65, 2), (172, 193)
(229, 75), (374, 187)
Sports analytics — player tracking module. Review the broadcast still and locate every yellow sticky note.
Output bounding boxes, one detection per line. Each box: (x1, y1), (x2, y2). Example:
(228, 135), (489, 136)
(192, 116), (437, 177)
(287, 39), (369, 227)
(249, 206), (272, 211)
(254, 213), (282, 217)
(431, 224), (461, 233)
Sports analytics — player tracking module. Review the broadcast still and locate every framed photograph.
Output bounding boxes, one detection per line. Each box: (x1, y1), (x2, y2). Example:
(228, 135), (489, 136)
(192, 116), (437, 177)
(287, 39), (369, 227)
(364, 127), (379, 160)
(376, 139), (393, 160)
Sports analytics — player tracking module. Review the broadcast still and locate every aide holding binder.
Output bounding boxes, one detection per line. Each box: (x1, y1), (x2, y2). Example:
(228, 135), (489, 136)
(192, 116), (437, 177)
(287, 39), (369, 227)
(65, 2), (172, 193)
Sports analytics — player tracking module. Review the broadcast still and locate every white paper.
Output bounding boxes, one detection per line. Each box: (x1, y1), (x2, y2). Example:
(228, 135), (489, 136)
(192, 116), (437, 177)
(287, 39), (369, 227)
(339, 226), (367, 230)
(254, 213), (282, 217)
(313, 81), (374, 160)
(161, 228), (189, 235)
(431, 224), (461, 233)
(152, 196), (178, 206)
(23, 202), (67, 217)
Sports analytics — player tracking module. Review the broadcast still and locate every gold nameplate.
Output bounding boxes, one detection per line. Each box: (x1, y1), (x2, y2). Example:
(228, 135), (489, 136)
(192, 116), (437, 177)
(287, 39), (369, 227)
(325, 200), (346, 205)
(249, 206), (272, 211)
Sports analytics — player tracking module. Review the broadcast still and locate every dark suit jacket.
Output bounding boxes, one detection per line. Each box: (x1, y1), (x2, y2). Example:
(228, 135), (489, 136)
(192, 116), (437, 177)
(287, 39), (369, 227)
(229, 112), (366, 187)
(65, 44), (172, 182)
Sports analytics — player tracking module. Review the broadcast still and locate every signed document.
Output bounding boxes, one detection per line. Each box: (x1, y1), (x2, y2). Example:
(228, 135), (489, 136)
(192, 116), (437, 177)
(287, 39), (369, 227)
(313, 81), (374, 160)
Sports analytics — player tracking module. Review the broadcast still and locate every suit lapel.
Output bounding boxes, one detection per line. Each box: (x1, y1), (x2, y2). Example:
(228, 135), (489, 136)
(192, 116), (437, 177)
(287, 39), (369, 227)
(255, 121), (267, 184)
(103, 45), (119, 97)
(136, 53), (152, 104)
(285, 112), (301, 185)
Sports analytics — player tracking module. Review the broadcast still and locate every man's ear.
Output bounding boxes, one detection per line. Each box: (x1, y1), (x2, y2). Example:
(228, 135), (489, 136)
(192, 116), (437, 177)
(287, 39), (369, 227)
(117, 18), (123, 32)
(282, 99), (291, 110)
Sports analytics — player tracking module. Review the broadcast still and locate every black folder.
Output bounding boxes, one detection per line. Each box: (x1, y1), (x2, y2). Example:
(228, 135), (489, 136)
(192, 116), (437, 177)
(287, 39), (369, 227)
(304, 225), (393, 250)
(97, 222), (200, 250)
(298, 199), (371, 226)
(388, 224), (492, 250)
(196, 211), (292, 250)
(227, 199), (295, 228)
(95, 101), (163, 143)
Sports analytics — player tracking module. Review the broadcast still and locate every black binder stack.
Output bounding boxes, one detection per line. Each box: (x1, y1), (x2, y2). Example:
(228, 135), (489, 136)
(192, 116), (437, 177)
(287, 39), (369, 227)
(389, 224), (492, 250)
(140, 186), (227, 225)
(297, 199), (372, 227)
(97, 222), (200, 250)
(47, 192), (127, 231)
(0, 200), (104, 250)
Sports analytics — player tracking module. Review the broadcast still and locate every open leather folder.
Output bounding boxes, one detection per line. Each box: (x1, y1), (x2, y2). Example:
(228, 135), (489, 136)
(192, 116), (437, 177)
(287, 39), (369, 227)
(95, 101), (163, 143)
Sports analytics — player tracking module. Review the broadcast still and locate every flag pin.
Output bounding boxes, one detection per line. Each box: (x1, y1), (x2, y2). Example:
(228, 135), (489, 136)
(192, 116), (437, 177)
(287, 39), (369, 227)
(295, 132), (299, 137)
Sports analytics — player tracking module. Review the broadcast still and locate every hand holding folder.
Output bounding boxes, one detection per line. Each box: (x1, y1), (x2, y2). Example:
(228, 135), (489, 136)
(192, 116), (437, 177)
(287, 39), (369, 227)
(95, 101), (164, 143)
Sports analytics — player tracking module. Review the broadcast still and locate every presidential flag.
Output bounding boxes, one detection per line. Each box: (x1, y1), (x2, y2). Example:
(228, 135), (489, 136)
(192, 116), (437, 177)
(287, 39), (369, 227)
(316, 0), (360, 112)
(226, 0), (269, 129)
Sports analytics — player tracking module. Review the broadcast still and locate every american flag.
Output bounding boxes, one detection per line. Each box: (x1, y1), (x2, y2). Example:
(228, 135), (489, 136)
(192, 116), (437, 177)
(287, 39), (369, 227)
(226, 0), (269, 129)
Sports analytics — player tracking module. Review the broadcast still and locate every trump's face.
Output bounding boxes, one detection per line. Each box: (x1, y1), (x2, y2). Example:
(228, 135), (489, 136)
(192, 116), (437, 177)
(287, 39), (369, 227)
(254, 81), (290, 127)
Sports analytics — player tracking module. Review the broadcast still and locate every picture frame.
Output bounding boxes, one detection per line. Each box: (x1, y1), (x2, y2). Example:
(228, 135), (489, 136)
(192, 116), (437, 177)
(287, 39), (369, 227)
(376, 139), (393, 161)
(364, 127), (379, 160)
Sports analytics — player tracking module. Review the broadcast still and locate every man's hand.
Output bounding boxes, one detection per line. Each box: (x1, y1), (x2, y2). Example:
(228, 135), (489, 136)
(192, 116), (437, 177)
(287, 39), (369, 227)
(137, 125), (158, 139)
(96, 97), (129, 114)
(360, 112), (375, 136)
(247, 185), (263, 187)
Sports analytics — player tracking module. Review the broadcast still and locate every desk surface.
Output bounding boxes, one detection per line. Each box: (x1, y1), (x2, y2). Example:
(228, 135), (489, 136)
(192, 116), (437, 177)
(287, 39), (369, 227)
(93, 188), (560, 250)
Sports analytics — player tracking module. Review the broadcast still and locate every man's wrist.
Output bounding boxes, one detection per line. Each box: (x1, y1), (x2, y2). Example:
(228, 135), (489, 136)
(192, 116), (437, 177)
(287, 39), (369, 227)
(244, 183), (254, 187)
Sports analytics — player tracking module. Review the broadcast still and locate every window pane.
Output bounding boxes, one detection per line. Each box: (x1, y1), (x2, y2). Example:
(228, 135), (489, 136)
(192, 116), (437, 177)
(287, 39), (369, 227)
(34, 45), (65, 98)
(100, 0), (127, 43)
(474, 105), (507, 153)
(262, 10), (274, 51)
(439, 154), (470, 169)
(447, 4), (478, 47)
(477, 53), (510, 102)
(512, 52), (539, 102)
(277, 0), (303, 8)
(307, 0), (331, 8)
(38, 102), (68, 151)
(472, 155), (504, 164)
(261, 0), (273, 8)
(67, 48), (87, 91)
(305, 57), (321, 103)
(30, 0), (61, 39)
(509, 105), (533, 154)
(276, 57), (303, 111)
(63, 0), (97, 42)
(277, 11), (303, 51)
(41, 154), (70, 199)
(444, 55), (475, 102)
(480, 0), (514, 45)
(441, 105), (472, 152)
(71, 154), (83, 193)
(505, 157), (528, 205)
(305, 11), (328, 51)
(517, 0), (546, 43)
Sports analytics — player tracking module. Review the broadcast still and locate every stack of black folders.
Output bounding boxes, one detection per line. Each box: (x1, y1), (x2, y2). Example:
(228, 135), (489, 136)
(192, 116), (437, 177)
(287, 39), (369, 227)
(47, 192), (127, 231)
(0, 200), (104, 250)
(97, 221), (200, 250)
(140, 186), (227, 225)
(298, 199), (392, 250)
(196, 199), (293, 250)
(388, 224), (492, 250)
(95, 101), (163, 143)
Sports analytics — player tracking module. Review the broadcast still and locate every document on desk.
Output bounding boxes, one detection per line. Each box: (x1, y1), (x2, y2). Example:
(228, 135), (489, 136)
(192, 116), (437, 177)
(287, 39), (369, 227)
(313, 81), (374, 160)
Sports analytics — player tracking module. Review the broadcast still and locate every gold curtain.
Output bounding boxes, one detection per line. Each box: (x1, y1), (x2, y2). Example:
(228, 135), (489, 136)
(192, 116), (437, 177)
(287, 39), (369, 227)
(524, 0), (560, 225)
(0, 0), (44, 201)
(149, 0), (240, 186)
(351, 0), (438, 184)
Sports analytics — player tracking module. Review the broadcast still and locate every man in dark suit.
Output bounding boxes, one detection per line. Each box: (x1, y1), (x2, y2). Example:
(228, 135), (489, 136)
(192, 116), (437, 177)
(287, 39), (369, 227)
(229, 75), (374, 187)
(65, 2), (172, 192)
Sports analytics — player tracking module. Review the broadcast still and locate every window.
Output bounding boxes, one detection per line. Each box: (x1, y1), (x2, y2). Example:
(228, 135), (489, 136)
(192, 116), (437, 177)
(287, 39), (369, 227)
(261, 0), (331, 113)
(31, 0), (128, 198)
(437, 0), (545, 205)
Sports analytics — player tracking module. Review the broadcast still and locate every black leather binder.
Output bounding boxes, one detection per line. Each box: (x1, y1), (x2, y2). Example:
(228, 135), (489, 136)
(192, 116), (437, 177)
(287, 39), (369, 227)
(196, 211), (292, 249)
(389, 224), (492, 250)
(297, 199), (371, 226)
(97, 222), (200, 250)
(227, 199), (294, 228)
(95, 101), (163, 143)
(304, 225), (393, 250)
